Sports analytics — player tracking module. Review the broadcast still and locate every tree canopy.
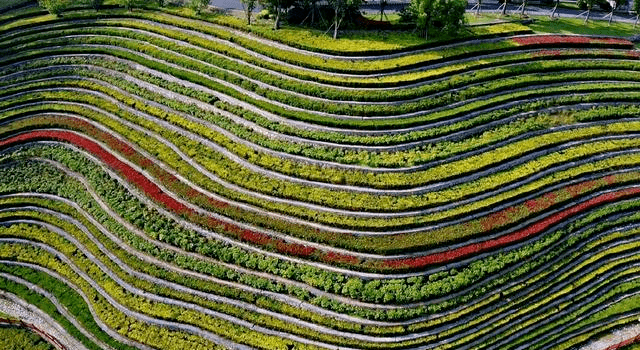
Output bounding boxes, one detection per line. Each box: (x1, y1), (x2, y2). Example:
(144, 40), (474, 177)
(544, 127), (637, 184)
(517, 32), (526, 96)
(410, 0), (467, 39)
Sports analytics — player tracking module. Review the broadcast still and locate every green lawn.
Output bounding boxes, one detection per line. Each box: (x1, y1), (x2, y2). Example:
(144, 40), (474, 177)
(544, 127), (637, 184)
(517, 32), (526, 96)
(529, 15), (640, 37)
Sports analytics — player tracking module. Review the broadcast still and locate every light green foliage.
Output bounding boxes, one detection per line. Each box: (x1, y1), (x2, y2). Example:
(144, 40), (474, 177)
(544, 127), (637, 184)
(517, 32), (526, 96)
(189, 0), (209, 15)
(119, 0), (137, 11)
(0, 327), (55, 350)
(37, 0), (66, 16)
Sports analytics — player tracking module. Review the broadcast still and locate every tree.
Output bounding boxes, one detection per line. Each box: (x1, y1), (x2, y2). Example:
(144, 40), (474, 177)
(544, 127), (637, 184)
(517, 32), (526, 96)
(577, 0), (597, 22)
(120, 0), (136, 11)
(379, 0), (388, 20)
(38, 0), (66, 16)
(550, 0), (560, 18)
(635, 0), (640, 26)
(584, 0), (594, 23)
(241, 0), (258, 24)
(89, 0), (103, 10)
(411, 0), (466, 40)
(190, 0), (209, 15)
(519, 0), (528, 16)
(259, 0), (294, 29)
(327, 0), (362, 39)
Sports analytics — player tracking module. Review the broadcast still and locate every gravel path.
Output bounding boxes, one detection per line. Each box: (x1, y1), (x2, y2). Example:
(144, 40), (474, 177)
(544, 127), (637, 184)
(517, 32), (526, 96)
(0, 271), (153, 350)
(0, 290), (93, 350)
(581, 323), (640, 350)
(0, 241), (254, 350)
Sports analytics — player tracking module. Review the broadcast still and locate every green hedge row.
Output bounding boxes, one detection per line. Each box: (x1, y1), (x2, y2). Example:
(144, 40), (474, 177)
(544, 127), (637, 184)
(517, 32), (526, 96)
(2, 153), (640, 321)
(3, 23), (636, 104)
(2, 200), (640, 348)
(7, 97), (640, 254)
(0, 215), (390, 349)
(4, 39), (640, 123)
(6, 75), (640, 224)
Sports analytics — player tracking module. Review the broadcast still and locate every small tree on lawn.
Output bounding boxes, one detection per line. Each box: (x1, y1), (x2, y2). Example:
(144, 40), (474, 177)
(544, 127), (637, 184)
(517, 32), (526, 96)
(583, 0), (595, 23)
(520, 0), (528, 16)
(411, 0), (466, 40)
(38, 0), (66, 16)
(190, 0), (209, 15)
(241, 0), (258, 24)
(259, 0), (294, 29)
(327, 0), (362, 39)
(635, 0), (640, 26)
(550, 0), (560, 18)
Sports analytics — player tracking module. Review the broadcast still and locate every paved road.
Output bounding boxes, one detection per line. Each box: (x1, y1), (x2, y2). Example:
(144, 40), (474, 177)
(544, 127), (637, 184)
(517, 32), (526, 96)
(210, 0), (638, 24)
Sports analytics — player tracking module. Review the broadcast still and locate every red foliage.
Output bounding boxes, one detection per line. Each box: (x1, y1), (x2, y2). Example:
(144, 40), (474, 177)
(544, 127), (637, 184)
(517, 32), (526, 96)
(241, 230), (272, 246)
(383, 186), (640, 269)
(276, 241), (317, 257)
(513, 35), (632, 47)
(565, 179), (598, 198)
(525, 191), (558, 212)
(323, 251), (360, 265)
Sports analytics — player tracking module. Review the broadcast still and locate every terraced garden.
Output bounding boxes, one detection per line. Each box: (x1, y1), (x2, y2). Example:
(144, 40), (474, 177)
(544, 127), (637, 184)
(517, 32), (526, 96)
(2, 0), (640, 349)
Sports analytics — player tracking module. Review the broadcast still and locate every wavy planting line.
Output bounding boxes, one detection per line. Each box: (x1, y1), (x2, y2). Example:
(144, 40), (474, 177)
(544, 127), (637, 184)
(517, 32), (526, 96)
(3, 112), (638, 239)
(7, 57), (640, 144)
(0, 219), (367, 350)
(382, 186), (640, 270)
(2, 221), (636, 350)
(3, 27), (637, 104)
(0, 129), (329, 259)
(4, 128), (640, 273)
(7, 43), (640, 127)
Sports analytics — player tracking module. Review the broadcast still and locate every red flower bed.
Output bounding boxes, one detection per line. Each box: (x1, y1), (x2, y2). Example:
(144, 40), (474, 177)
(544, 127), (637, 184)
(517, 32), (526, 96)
(525, 192), (557, 212)
(531, 49), (587, 58)
(5, 123), (640, 272)
(383, 186), (640, 269)
(275, 241), (317, 257)
(323, 251), (360, 265)
(513, 35), (633, 48)
(0, 129), (195, 216)
(0, 127), (336, 263)
(480, 206), (521, 232)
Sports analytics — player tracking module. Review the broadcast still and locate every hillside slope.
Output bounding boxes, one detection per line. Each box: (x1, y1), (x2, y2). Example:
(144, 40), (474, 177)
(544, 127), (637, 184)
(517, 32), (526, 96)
(1, 4), (640, 349)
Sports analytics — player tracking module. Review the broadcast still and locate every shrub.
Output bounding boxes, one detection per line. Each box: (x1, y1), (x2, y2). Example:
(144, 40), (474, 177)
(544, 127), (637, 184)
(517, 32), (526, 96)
(37, 0), (66, 16)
